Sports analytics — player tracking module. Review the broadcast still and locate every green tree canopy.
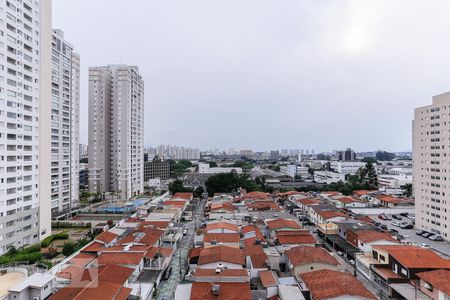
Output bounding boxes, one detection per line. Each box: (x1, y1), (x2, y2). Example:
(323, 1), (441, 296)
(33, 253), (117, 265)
(205, 173), (260, 196)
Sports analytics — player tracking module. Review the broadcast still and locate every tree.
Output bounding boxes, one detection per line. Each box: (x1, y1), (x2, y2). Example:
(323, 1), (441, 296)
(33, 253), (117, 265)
(364, 162), (378, 187)
(270, 164), (280, 172)
(401, 183), (413, 197)
(361, 157), (377, 164)
(193, 186), (205, 198)
(209, 161), (218, 168)
(376, 151), (395, 161)
(205, 173), (260, 196)
(6, 245), (17, 257)
(62, 242), (76, 256)
(169, 180), (193, 194)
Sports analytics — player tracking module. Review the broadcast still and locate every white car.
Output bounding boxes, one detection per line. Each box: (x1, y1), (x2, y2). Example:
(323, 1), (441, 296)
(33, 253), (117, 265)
(419, 243), (431, 249)
(392, 221), (402, 227)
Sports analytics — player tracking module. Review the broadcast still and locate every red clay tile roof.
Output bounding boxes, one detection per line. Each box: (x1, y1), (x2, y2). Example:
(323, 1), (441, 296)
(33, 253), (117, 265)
(286, 246), (339, 267)
(321, 192), (341, 197)
(50, 264), (134, 300)
(210, 202), (235, 212)
(81, 242), (105, 253)
(277, 191), (304, 197)
(316, 210), (347, 220)
(259, 270), (277, 287)
(204, 233), (240, 243)
(375, 195), (412, 204)
(188, 247), (202, 259)
(337, 196), (362, 204)
(356, 230), (399, 243)
(174, 192), (193, 200)
(297, 198), (322, 206)
(95, 231), (118, 243)
(162, 200), (187, 207)
(98, 252), (144, 265)
(246, 201), (281, 211)
(205, 222), (239, 233)
(300, 269), (377, 300)
(243, 239), (268, 268)
(241, 225), (265, 241)
(266, 219), (301, 230)
(138, 220), (171, 229)
(198, 245), (244, 266)
(193, 268), (249, 277)
(190, 282), (252, 300)
(277, 234), (317, 245)
(373, 245), (450, 269)
(417, 269), (450, 295)
(243, 191), (271, 199)
(354, 190), (377, 196)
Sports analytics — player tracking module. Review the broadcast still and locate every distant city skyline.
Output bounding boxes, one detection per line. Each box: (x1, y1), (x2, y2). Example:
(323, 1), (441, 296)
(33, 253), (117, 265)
(52, 0), (450, 152)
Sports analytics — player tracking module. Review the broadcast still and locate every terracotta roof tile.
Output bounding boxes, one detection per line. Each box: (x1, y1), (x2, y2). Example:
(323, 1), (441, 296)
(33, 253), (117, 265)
(373, 245), (450, 269)
(286, 246), (339, 266)
(190, 282), (252, 300)
(417, 269), (450, 295)
(204, 233), (240, 243)
(198, 245), (244, 266)
(266, 219), (301, 230)
(193, 268), (249, 278)
(259, 270), (277, 287)
(98, 252), (144, 265)
(95, 231), (118, 243)
(205, 222), (239, 233)
(356, 230), (399, 243)
(300, 269), (377, 300)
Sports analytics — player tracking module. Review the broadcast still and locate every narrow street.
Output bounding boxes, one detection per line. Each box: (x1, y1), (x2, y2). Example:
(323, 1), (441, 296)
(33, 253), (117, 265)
(156, 198), (205, 300)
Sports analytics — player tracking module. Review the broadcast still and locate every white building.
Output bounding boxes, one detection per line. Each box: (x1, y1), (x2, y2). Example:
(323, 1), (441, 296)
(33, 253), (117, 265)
(198, 163), (242, 174)
(413, 92), (450, 240)
(50, 29), (80, 216)
(79, 143), (88, 158)
(88, 65), (144, 200)
(330, 161), (367, 175)
(314, 171), (345, 184)
(378, 174), (412, 188)
(0, 0), (52, 254)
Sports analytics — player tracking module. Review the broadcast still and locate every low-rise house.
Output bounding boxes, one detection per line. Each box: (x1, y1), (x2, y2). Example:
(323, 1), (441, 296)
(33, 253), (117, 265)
(347, 230), (399, 253)
(49, 264), (135, 300)
(334, 196), (367, 208)
(175, 282), (252, 300)
(315, 210), (347, 225)
(94, 231), (119, 247)
(285, 246), (340, 279)
(98, 252), (145, 276)
(188, 268), (250, 283)
(203, 233), (240, 248)
(266, 219), (302, 237)
(276, 230), (317, 249)
(197, 245), (244, 269)
(299, 269), (377, 300)
(370, 245), (450, 299)
(372, 195), (413, 207)
(259, 270), (278, 298)
(243, 238), (268, 277)
(417, 269), (450, 300)
(204, 222), (239, 234)
(7, 273), (55, 300)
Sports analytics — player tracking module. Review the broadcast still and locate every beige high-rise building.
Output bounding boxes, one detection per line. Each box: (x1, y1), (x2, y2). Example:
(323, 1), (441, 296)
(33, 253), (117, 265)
(88, 65), (144, 200)
(50, 29), (80, 217)
(0, 0), (52, 254)
(413, 92), (450, 240)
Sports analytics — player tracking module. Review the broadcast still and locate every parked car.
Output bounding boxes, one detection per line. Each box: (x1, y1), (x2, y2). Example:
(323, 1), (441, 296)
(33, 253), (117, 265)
(406, 213), (415, 219)
(392, 215), (402, 220)
(400, 212), (409, 217)
(392, 221), (402, 227)
(416, 230), (425, 235)
(429, 235), (444, 241)
(385, 215), (392, 220)
(183, 228), (188, 236)
(421, 232), (432, 238)
(401, 224), (413, 229)
(419, 243), (431, 249)
(388, 228), (398, 234)
(378, 214), (388, 220)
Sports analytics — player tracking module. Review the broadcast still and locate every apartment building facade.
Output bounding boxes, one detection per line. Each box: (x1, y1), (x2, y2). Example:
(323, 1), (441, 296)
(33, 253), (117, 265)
(144, 161), (170, 181)
(413, 92), (450, 240)
(88, 65), (144, 199)
(50, 29), (80, 216)
(0, 0), (52, 254)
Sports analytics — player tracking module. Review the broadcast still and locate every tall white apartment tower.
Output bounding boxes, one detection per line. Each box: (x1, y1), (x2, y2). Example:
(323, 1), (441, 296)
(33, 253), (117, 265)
(50, 29), (80, 216)
(88, 65), (144, 200)
(413, 92), (450, 240)
(0, 0), (52, 254)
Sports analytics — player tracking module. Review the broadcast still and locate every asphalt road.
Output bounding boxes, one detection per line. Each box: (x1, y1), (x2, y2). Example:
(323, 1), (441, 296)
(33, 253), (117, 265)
(370, 216), (450, 257)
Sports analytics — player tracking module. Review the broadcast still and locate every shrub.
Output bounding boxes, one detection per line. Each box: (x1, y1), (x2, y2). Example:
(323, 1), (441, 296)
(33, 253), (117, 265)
(20, 244), (41, 254)
(41, 233), (69, 247)
(62, 242), (76, 256)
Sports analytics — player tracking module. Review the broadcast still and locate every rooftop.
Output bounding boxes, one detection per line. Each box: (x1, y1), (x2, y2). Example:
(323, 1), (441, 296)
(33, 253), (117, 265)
(285, 246), (339, 266)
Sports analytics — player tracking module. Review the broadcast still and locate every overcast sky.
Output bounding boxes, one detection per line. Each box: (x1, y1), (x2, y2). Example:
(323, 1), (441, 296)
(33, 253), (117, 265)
(53, 0), (450, 152)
